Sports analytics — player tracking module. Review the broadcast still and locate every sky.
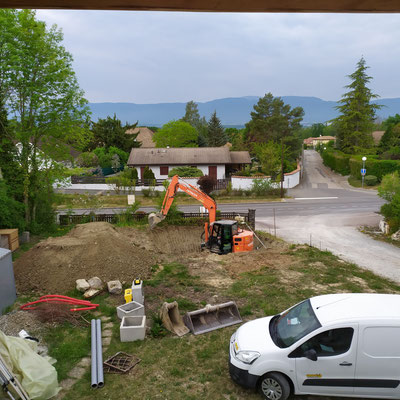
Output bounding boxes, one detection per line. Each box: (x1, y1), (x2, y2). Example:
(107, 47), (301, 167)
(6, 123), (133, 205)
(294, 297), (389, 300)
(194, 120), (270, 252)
(36, 10), (400, 104)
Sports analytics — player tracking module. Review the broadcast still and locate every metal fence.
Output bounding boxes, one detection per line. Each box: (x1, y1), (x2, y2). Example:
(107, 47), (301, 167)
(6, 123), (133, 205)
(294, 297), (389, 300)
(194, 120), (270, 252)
(58, 210), (255, 229)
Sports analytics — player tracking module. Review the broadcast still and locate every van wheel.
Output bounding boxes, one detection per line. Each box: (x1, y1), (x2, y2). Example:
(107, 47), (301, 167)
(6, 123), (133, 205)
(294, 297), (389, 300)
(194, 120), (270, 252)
(258, 372), (290, 400)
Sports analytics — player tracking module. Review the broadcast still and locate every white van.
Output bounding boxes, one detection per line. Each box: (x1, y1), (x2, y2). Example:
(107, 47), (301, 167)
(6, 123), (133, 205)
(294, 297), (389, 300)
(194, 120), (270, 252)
(229, 293), (400, 400)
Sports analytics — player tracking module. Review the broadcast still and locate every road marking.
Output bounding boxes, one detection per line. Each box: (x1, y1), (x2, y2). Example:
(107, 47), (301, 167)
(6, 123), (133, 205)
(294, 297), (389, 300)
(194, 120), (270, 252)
(294, 197), (339, 200)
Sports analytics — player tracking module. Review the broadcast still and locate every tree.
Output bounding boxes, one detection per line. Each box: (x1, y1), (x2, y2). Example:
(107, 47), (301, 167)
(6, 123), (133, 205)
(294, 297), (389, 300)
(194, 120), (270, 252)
(0, 10), (90, 226)
(89, 114), (139, 153)
(334, 57), (381, 153)
(379, 114), (400, 153)
(207, 111), (227, 147)
(154, 120), (198, 147)
(253, 141), (281, 178)
(182, 101), (208, 146)
(378, 171), (400, 233)
(246, 93), (304, 145)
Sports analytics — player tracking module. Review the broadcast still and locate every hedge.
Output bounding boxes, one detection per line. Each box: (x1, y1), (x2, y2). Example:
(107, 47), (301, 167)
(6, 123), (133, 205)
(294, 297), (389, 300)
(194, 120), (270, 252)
(322, 149), (400, 181)
(321, 150), (351, 175)
(349, 158), (400, 181)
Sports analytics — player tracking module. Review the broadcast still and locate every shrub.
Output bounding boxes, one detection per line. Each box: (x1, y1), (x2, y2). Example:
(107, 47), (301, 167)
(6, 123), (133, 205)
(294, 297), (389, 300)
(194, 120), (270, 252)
(197, 175), (216, 195)
(321, 150), (351, 175)
(349, 157), (400, 181)
(251, 178), (275, 196)
(364, 175), (378, 186)
(76, 152), (99, 168)
(0, 181), (25, 231)
(143, 166), (155, 180)
(121, 166), (138, 180)
(168, 166), (203, 178)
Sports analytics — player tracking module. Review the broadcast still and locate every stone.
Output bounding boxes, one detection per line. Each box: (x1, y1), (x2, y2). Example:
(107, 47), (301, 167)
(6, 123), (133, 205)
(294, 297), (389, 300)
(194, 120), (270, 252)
(107, 280), (122, 294)
(379, 219), (390, 235)
(83, 288), (101, 299)
(102, 336), (112, 346)
(76, 279), (90, 293)
(391, 230), (400, 241)
(67, 366), (86, 379)
(88, 276), (103, 290)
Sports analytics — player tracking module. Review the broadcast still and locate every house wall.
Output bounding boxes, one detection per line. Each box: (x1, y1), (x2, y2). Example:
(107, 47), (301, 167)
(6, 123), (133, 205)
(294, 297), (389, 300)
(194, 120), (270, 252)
(134, 165), (225, 180)
(231, 167), (301, 190)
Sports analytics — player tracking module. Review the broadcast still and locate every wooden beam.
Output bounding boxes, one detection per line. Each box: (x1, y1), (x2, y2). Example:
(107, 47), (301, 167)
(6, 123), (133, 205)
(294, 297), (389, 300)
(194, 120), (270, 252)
(2, 0), (400, 12)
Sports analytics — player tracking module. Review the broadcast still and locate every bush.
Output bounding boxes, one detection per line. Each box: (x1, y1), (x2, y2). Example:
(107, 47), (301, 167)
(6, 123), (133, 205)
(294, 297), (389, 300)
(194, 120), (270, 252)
(168, 166), (203, 178)
(250, 178), (275, 196)
(197, 175), (216, 195)
(364, 175), (378, 186)
(76, 152), (99, 168)
(143, 166), (155, 180)
(121, 167), (138, 180)
(349, 157), (400, 182)
(0, 181), (25, 231)
(321, 150), (351, 175)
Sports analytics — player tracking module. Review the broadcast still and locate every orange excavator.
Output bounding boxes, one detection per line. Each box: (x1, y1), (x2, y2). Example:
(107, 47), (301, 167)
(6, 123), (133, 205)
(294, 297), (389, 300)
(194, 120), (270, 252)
(148, 175), (254, 254)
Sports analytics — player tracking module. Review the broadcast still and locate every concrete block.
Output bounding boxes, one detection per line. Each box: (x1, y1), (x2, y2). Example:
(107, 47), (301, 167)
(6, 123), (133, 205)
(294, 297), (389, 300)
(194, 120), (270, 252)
(131, 279), (144, 304)
(120, 316), (146, 342)
(117, 301), (144, 319)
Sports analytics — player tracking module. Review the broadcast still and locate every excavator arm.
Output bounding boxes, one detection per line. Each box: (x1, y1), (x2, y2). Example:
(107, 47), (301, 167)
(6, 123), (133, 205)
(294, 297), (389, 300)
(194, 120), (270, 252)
(148, 175), (217, 240)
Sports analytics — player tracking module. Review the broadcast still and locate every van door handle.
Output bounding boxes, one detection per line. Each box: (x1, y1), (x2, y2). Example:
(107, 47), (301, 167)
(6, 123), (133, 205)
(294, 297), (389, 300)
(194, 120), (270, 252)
(339, 362), (352, 366)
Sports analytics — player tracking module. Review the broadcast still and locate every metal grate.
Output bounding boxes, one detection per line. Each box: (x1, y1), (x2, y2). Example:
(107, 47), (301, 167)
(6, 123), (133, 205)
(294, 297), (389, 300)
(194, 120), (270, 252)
(103, 352), (141, 374)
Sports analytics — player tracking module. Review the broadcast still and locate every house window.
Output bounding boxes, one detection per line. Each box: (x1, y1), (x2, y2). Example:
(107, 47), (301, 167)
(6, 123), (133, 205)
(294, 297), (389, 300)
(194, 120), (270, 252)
(160, 166), (169, 176)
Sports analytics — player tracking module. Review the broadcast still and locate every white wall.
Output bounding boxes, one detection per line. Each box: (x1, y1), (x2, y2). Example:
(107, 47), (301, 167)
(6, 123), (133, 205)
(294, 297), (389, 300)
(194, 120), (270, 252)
(231, 167), (301, 190)
(133, 165), (225, 180)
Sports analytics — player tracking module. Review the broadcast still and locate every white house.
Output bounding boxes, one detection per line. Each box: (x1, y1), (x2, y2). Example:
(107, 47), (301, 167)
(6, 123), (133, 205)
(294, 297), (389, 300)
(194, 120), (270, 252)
(127, 147), (251, 180)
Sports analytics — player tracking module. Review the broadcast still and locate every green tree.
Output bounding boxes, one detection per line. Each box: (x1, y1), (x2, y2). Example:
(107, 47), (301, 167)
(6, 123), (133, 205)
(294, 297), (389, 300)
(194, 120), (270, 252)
(253, 141), (281, 177)
(207, 111), (227, 147)
(154, 120), (198, 148)
(246, 93), (304, 144)
(334, 57), (381, 153)
(378, 171), (400, 232)
(89, 114), (139, 153)
(0, 9), (90, 226)
(182, 101), (208, 146)
(379, 114), (400, 153)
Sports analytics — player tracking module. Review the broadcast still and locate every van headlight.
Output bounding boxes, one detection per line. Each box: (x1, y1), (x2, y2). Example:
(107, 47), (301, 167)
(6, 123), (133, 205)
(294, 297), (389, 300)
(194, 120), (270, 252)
(234, 350), (260, 364)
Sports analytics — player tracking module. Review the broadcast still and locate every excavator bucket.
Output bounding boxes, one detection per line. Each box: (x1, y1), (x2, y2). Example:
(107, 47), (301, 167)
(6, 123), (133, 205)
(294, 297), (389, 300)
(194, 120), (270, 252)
(160, 301), (189, 336)
(148, 212), (164, 229)
(183, 301), (242, 335)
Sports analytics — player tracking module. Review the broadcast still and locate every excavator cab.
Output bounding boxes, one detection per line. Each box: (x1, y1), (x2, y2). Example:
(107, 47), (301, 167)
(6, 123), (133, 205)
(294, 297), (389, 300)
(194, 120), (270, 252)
(207, 220), (253, 254)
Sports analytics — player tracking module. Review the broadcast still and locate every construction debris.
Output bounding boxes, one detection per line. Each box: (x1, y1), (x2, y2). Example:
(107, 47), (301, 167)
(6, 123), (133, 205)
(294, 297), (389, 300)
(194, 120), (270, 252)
(103, 352), (140, 374)
(76, 279), (90, 293)
(88, 277), (103, 290)
(107, 280), (122, 295)
(160, 302), (189, 337)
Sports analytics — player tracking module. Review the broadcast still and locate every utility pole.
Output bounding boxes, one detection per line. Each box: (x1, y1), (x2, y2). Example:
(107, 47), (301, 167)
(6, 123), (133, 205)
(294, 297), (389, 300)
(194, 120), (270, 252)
(280, 138), (284, 198)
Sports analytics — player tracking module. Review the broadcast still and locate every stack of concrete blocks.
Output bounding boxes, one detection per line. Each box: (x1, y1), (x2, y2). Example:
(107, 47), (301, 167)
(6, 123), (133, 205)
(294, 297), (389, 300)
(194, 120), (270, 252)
(118, 279), (146, 342)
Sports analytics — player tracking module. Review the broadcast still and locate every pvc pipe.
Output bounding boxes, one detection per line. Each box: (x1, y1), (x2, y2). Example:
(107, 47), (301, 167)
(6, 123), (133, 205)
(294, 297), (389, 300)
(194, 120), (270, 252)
(91, 319), (97, 388)
(96, 319), (104, 388)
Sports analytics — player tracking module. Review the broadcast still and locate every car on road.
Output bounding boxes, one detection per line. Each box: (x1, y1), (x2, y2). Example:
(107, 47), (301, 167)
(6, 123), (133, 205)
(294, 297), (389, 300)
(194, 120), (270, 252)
(229, 293), (400, 400)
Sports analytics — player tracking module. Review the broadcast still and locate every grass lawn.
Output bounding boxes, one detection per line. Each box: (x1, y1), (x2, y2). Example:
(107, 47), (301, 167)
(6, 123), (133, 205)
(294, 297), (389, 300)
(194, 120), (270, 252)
(55, 193), (284, 210)
(40, 243), (400, 400)
(347, 176), (379, 190)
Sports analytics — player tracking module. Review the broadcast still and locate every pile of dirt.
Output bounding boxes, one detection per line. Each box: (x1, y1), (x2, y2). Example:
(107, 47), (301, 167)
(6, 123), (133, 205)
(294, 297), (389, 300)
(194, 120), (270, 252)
(13, 222), (157, 294)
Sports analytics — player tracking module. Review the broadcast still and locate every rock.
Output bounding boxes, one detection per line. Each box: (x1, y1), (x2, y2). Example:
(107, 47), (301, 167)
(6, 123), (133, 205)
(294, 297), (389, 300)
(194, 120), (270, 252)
(107, 280), (122, 294)
(83, 288), (101, 299)
(391, 230), (400, 241)
(76, 279), (90, 293)
(379, 219), (390, 235)
(88, 276), (103, 290)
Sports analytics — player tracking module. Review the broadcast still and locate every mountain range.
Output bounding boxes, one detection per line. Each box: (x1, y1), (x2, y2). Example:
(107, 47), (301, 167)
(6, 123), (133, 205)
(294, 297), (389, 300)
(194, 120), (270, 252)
(88, 96), (400, 127)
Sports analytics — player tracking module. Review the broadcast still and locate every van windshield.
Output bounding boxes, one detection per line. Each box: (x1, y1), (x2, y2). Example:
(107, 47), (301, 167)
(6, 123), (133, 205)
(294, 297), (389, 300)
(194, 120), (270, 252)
(270, 299), (321, 348)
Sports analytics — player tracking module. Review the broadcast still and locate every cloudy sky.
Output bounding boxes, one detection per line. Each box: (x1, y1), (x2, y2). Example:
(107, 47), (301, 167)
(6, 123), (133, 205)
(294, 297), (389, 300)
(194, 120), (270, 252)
(36, 11), (400, 104)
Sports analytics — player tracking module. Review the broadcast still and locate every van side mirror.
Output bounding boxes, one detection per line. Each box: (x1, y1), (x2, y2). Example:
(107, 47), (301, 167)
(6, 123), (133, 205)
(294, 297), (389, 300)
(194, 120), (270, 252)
(304, 349), (318, 361)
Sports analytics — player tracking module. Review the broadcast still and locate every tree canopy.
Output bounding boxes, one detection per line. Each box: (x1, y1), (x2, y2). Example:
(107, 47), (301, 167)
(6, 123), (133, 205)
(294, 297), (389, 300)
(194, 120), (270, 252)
(0, 9), (90, 227)
(154, 120), (198, 147)
(89, 114), (139, 153)
(334, 57), (381, 153)
(207, 111), (227, 147)
(246, 93), (304, 144)
(181, 101), (208, 146)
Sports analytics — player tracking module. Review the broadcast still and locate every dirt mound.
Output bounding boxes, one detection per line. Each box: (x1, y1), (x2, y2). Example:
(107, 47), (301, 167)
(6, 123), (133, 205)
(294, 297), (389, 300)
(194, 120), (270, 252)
(14, 222), (156, 294)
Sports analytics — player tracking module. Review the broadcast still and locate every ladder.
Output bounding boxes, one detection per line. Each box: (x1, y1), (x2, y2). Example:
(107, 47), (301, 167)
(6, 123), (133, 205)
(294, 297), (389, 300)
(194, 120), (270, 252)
(0, 354), (30, 400)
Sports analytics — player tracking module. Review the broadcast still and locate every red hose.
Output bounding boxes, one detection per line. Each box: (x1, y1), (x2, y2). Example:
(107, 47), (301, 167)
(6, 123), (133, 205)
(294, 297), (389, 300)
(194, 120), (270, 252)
(20, 295), (99, 312)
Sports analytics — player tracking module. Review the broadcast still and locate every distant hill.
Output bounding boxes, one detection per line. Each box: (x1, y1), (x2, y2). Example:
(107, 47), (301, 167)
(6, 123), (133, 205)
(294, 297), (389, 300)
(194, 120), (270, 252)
(88, 96), (400, 127)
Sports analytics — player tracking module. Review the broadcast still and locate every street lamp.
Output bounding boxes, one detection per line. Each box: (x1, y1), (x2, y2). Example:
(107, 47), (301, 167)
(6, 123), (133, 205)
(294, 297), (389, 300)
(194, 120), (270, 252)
(362, 156), (367, 188)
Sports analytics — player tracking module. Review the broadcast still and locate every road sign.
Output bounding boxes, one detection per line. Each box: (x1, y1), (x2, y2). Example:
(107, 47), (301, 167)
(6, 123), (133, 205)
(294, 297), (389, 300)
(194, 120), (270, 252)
(361, 168), (366, 176)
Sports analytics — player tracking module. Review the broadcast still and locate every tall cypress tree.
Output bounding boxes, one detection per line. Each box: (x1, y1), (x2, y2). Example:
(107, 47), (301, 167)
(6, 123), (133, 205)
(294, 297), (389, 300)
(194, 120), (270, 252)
(335, 57), (381, 153)
(207, 111), (227, 147)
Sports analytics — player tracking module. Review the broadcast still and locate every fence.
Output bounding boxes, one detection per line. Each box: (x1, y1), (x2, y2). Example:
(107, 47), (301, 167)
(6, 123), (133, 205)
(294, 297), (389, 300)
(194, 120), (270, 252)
(58, 210), (256, 230)
(71, 176), (164, 186)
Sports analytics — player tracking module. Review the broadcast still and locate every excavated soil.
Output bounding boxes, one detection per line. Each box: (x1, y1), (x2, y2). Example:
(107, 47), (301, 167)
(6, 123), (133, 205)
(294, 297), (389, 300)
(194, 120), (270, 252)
(13, 223), (209, 295)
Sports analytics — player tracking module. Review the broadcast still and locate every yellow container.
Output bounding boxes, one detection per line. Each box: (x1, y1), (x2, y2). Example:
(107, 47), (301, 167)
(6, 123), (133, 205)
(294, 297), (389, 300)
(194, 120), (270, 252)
(124, 289), (132, 303)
